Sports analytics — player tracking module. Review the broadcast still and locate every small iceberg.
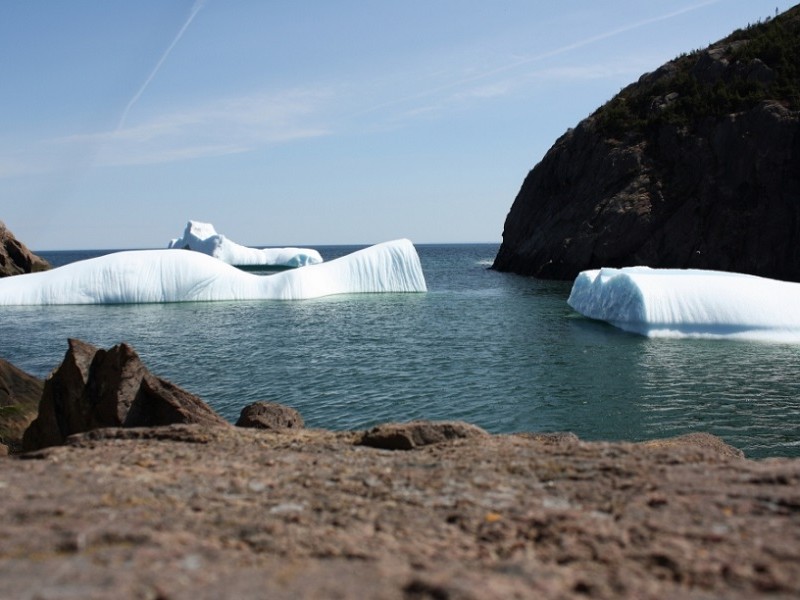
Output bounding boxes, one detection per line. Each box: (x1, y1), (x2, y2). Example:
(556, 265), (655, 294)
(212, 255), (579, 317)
(0, 239), (426, 305)
(168, 220), (323, 268)
(567, 266), (800, 343)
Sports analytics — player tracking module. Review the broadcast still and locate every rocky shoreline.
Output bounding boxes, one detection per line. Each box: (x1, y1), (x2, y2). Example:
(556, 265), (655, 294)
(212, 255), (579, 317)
(1, 341), (799, 598)
(2, 423), (799, 599)
(0, 221), (49, 278)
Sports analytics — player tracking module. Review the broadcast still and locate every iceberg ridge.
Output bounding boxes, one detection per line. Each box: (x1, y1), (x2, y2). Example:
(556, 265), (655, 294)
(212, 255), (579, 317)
(168, 220), (323, 267)
(0, 239), (426, 305)
(568, 266), (800, 342)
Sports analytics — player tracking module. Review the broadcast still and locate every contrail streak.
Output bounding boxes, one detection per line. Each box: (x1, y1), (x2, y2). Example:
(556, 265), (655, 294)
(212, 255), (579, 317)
(356, 0), (724, 117)
(117, 0), (206, 130)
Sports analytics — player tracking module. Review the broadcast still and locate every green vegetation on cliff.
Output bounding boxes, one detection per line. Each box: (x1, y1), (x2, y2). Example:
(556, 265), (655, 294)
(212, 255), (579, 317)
(595, 5), (800, 138)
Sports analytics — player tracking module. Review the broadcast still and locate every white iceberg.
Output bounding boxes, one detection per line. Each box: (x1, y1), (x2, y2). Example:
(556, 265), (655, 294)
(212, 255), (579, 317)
(568, 266), (800, 343)
(0, 239), (426, 305)
(168, 220), (323, 267)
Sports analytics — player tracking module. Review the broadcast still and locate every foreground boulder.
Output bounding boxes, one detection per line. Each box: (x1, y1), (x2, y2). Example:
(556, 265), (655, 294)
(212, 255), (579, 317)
(358, 420), (489, 450)
(0, 220), (49, 277)
(22, 339), (227, 451)
(0, 359), (43, 452)
(494, 7), (800, 281)
(235, 401), (304, 430)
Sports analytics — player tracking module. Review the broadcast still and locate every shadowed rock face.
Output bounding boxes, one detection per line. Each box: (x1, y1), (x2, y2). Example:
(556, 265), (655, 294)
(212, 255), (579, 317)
(22, 339), (228, 451)
(0, 221), (49, 277)
(0, 359), (43, 452)
(494, 8), (800, 281)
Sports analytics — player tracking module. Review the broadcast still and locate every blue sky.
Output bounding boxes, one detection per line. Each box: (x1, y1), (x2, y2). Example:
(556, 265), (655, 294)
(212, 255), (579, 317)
(1, 1), (794, 249)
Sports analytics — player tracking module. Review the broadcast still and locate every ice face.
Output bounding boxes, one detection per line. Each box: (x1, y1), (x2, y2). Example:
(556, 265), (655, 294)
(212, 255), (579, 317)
(0, 240), (426, 305)
(168, 220), (323, 267)
(568, 266), (800, 342)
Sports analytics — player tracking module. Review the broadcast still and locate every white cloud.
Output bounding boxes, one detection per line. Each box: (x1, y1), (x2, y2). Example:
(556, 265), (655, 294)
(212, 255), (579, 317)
(91, 89), (335, 166)
(0, 87), (335, 176)
(0, 0), (724, 179)
(355, 0), (723, 123)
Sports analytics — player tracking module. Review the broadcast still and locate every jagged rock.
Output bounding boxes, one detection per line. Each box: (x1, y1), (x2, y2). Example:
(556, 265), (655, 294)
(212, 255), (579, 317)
(0, 358), (43, 452)
(22, 339), (227, 451)
(235, 401), (304, 430)
(494, 7), (800, 281)
(358, 420), (488, 450)
(0, 221), (49, 277)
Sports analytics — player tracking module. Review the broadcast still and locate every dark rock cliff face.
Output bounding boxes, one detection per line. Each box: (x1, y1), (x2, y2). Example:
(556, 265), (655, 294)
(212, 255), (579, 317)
(0, 221), (49, 277)
(494, 7), (800, 281)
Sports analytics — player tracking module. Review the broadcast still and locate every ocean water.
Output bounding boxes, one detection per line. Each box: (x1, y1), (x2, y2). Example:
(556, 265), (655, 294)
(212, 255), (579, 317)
(2, 244), (799, 459)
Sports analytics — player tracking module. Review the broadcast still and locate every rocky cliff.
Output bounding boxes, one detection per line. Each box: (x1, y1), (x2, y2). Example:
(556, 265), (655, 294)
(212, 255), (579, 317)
(493, 6), (800, 280)
(0, 221), (49, 277)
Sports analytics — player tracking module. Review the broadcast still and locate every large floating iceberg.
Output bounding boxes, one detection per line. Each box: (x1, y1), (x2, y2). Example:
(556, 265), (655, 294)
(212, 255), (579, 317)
(168, 220), (323, 267)
(0, 239), (426, 305)
(568, 266), (800, 343)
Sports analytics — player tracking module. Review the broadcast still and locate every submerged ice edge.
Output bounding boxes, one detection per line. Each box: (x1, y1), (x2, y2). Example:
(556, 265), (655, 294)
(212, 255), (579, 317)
(568, 266), (800, 344)
(0, 239), (427, 306)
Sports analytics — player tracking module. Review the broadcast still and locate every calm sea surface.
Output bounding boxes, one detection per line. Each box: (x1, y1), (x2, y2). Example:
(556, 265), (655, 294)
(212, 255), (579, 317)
(3, 244), (799, 459)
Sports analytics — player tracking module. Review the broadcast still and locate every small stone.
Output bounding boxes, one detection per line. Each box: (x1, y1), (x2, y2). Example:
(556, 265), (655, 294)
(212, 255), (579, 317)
(642, 432), (744, 459)
(269, 502), (305, 514)
(358, 420), (488, 450)
(235, 402), (304, 430)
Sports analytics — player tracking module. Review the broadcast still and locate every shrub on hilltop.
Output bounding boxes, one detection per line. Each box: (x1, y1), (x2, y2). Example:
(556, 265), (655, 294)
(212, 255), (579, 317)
(594, 5), (800, 139)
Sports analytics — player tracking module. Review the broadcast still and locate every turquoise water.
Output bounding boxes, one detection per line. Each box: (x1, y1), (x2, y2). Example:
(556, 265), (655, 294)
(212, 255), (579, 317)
(2, 244), (799, 459)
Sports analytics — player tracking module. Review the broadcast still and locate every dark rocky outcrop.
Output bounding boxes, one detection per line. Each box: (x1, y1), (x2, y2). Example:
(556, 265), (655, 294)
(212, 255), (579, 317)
(494, 6), (800, 280)
(235, 401), (304, 430)
(358, 420), (488, 450)
(22, 339), (228, 451)
(0, 220), (49, 277)
(0, 359), (43, 453)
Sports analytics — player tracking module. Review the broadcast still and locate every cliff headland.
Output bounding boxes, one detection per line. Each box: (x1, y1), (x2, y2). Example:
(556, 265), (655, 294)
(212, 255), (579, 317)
(494, 6), (800, 281)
